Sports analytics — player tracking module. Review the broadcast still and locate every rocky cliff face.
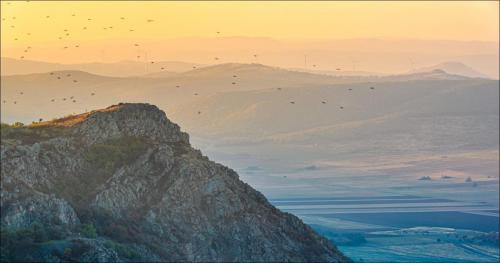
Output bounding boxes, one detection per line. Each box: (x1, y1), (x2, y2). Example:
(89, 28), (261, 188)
(1, 103), (349, 262)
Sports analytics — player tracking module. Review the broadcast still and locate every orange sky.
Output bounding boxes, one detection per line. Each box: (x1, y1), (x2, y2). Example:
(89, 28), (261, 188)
(1, 1), (498, 64)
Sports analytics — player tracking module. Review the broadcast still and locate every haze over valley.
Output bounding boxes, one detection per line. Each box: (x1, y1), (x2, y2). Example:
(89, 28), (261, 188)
(1, 1), (499, 262)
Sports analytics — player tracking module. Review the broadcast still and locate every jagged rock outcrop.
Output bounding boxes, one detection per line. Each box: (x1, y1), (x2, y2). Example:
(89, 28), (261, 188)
(1, 103), (349, 262)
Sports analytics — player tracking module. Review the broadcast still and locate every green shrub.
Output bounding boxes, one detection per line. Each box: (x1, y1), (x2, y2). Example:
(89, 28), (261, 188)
(104, 240), (139, 259)
(80, 223), (97, 238)
(84, 137), (149, 176)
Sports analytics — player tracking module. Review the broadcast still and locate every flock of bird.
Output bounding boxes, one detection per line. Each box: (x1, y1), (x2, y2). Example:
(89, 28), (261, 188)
(2, 4), (377, 121)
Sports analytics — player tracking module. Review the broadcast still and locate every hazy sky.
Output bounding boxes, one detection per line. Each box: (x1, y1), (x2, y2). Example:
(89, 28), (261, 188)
(2, 1), (498, 44)
(1, 1), (498, 70)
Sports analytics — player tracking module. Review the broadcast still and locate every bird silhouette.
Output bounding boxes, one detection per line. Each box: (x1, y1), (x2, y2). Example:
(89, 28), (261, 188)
(370, 87), (375, 90)
(290, 101), (295, 104)
(321, 101), (326, 104)
(91, 93), (95, 96)
(340, 106), (344, 109)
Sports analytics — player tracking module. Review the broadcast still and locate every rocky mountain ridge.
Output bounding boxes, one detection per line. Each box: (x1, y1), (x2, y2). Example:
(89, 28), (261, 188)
(0, 103), (349, 262)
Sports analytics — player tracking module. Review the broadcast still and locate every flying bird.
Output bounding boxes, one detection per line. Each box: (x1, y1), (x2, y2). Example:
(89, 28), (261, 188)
(321, 101), (326, 104)
(290, 101), (295, 104)
(91, 92), (95, 96)
(340, 106), (344, 109)
(370, 87), (375, 90)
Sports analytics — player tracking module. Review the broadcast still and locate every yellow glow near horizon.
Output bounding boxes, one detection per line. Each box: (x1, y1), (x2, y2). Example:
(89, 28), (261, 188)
(2, 1), (498, 42)
(1, 1), (498, 64)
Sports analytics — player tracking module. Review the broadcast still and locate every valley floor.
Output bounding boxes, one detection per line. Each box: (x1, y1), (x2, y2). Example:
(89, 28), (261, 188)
(194, 141), (499, 263)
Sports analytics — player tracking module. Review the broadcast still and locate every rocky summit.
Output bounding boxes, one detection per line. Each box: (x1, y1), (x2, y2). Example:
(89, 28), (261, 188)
(0, 103), (349, 262)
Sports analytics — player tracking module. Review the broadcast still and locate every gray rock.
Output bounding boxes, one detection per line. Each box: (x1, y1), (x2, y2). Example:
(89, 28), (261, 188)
(1, 103), (349, 262)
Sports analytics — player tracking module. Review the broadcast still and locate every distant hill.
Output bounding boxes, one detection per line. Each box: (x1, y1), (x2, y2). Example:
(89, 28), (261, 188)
(0, 57), (203, 77)
(411, 61), (490, 79)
